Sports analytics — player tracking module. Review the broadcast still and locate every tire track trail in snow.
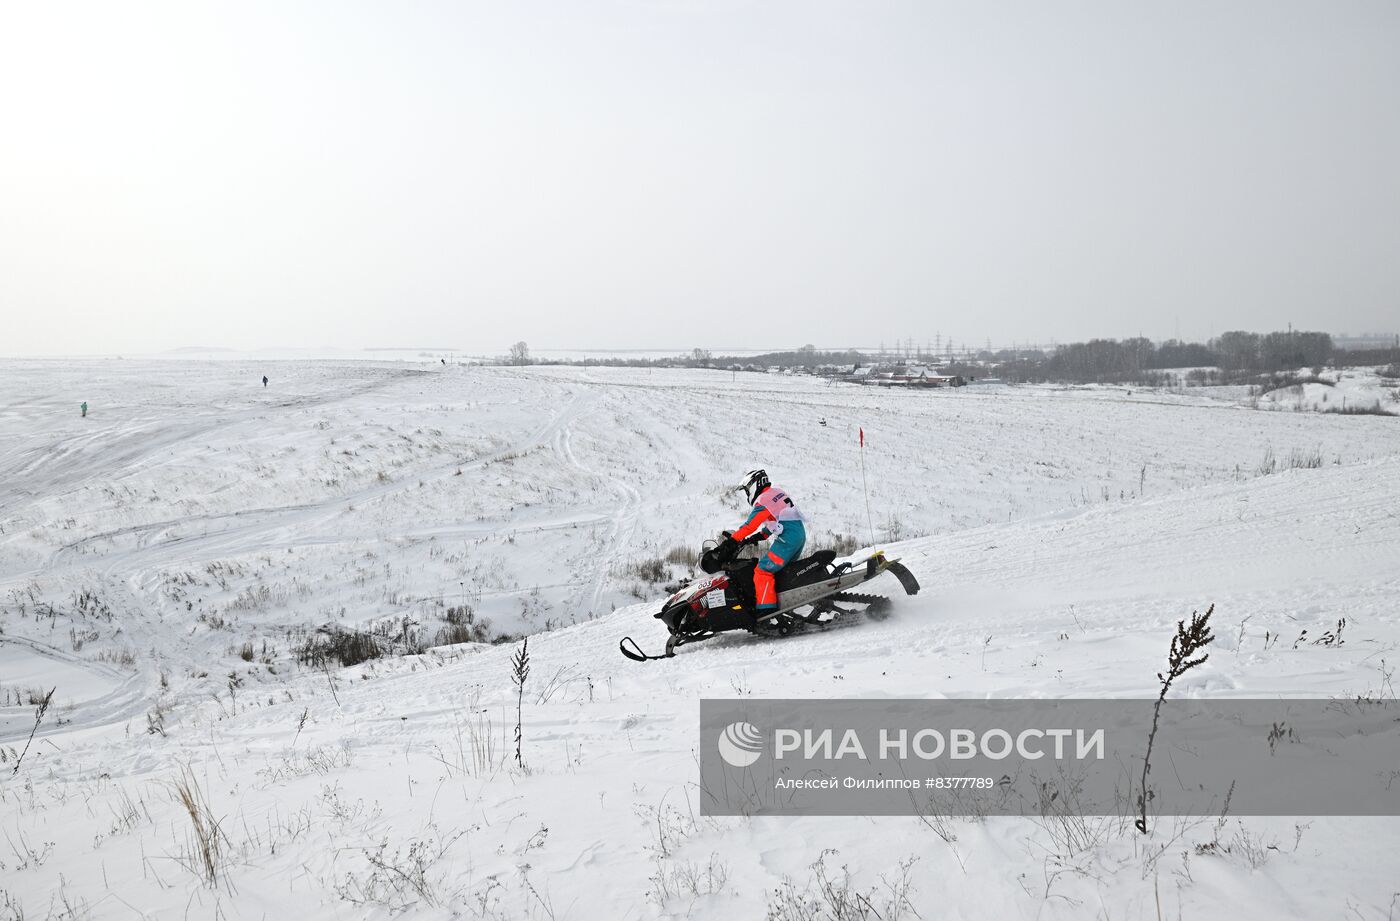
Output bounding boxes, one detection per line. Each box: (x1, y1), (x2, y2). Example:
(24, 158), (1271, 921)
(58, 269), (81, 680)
(35, 385), (596, 578)
(549, 397), (642, 617)
(0, 368), (431, 520)
(0, 634), (145, 743)
(0, 383), (600, 740)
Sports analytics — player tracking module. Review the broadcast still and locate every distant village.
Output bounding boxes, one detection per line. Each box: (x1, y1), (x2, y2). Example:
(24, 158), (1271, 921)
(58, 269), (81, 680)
(723, 360), (970, 388)
(495, 330), (1396, 389)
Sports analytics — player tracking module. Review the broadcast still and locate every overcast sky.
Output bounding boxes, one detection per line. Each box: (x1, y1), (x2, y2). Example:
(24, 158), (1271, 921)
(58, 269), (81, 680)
(2, 1), (1396, 356)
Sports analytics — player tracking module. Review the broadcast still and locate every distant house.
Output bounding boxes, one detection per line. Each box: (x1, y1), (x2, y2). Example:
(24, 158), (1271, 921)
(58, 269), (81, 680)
(842, 363), (966, 388)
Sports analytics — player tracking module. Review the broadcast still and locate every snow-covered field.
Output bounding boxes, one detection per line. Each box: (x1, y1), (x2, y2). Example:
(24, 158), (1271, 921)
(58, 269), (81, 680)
(1254, 368), (1399, 415)
(2, 359), (1398, 919)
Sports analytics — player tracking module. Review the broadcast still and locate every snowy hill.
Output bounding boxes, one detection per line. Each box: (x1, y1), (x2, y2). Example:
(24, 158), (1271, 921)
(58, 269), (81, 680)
(2, 359), (1398, 919)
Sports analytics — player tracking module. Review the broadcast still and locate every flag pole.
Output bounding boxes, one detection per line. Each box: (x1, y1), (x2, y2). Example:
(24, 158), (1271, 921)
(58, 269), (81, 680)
(859, 427), (875, 546)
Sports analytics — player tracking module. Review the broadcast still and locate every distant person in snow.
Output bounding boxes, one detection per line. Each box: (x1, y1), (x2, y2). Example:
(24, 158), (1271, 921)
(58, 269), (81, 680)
(720, 469), (806, 613)
(80, 401), (88, 418)
(262, 375), (268, 387)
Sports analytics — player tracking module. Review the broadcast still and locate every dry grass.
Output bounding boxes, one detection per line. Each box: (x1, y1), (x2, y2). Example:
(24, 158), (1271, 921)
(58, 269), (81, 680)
(1322, 403), (1394, 417)
(171, 767), (229, 888)
(662, 544), (696, 566)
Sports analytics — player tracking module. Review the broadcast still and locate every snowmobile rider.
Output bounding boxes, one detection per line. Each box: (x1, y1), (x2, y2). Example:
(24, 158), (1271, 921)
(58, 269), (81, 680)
(722, 470), (806, 613)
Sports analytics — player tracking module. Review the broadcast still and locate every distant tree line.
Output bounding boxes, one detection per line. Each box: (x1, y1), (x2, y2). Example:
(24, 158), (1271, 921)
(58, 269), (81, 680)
(1210, 330), (1334, 370)
(704, 330), (1391, 382)
(496, 329), (1396, 385)
(1036, 331), (1334, 380)
(708, 345), (869, 369)
(974, 330), (1350, 385)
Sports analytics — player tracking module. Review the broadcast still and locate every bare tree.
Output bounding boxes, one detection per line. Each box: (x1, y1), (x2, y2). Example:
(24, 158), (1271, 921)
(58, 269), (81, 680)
(509, 341), (531, 366)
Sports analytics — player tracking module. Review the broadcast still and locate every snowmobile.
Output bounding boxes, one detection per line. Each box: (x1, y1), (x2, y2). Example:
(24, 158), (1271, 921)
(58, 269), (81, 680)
(619, 532), (920, 662)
